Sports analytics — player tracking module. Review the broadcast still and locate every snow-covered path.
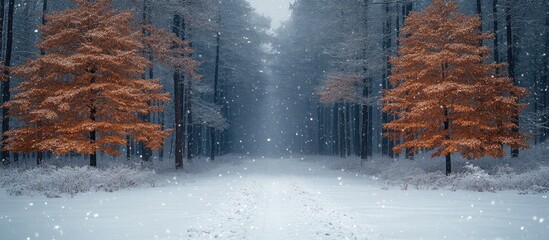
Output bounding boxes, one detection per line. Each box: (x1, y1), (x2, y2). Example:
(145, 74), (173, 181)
(185, 159), (373, 239)
(1, 157), (548, 240)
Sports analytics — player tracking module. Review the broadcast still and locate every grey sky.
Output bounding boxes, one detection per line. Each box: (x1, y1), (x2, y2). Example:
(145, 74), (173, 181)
(247, 0), (292, 30)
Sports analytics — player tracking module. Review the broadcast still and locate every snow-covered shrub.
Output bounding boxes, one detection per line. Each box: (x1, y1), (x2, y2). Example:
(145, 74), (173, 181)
(0, 165), (158, 197)
(451, 164), (496, 192)
(503, 167), (549, 193)
(322, 146), (549, 193)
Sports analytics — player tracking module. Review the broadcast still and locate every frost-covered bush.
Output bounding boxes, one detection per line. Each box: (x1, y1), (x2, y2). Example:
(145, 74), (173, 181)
(451, 164), (496, 192)
(0, 165), (158, 197)
(321, 145), (549, 193)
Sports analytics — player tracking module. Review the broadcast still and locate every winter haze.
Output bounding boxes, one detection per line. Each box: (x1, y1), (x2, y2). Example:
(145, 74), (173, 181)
(0, 0), (548, 239)
(248, 0), (291, 29)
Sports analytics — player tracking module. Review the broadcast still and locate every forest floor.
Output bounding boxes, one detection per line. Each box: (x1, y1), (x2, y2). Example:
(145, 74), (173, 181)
(1, 157), (548, 240)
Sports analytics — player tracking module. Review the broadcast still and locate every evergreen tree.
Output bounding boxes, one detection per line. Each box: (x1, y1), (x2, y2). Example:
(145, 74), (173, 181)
(4, 0), (169, 166)
(381, 0), (529, 175)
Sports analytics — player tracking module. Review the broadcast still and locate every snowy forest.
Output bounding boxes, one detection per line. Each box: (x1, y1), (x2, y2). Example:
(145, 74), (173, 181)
(0, 0), (548, 239)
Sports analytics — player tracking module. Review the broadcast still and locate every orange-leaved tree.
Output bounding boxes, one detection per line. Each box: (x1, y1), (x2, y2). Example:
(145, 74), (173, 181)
(4, 0), (169, 166)
(318, 74), (360, 104)
(381, 0), (528, 175)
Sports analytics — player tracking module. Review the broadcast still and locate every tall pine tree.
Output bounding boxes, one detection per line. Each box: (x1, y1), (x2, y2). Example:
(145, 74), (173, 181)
(381, 0), (528, 175)
(4, 0), (169, 166)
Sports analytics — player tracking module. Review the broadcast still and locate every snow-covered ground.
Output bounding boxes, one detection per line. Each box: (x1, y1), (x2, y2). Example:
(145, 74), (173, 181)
(1, 157), (548, 240)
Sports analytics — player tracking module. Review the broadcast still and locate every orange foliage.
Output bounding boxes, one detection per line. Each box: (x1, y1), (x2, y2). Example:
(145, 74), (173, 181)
(318, 74), (360, 104)
(380, 0), (528, 160)
(141, 25), (201, 80)
(3, 0), (169, 156)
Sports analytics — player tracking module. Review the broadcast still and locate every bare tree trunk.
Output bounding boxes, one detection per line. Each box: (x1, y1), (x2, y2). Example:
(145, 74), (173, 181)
(332, 107), (335, 156)
(543, 1), (549, 141)
(35, 0), (48, 166)
(505, 0), (519, 157)
(382, 0), (393, 157)
(1, 0), (15, 164)
(477, 0), (483, 32)
(360, 0), (370, 163)
(140, 0), (153, 163)
(402, 1), (414, 160)
(211, 20), (221, 160)
(159, 105), (165, 161)
(40, 0), (47, 55)
(0, 0), (4, 167)
(338, 104), (345, 158)
(345, 103), (351, 156)
(173, 14), (185, 169)
(318, 106), (326, 154)
(493, 0), (500, 65)
(186, 80), (194, 161)
(89, 71), (97, 167)
(445, 153), (452, 176)
(444, 110), (451, 175)
(90, 112), (97, 167)
(353, 104), (360, 156)
(126, 136), (131, 161)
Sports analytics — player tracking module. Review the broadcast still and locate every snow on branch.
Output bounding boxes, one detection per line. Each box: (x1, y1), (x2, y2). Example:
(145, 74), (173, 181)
(192, 97), (228, 130)
(317, 74), (361, 104)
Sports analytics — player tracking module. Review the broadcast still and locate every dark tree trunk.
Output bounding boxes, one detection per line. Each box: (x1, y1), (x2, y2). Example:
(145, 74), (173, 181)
(444, 111), (451, 175)
(211, 25), (221, 160)
(382, 0), (393, 157)
(1, 0), (15, 164)
(543, 1), (549, 141)
(318, 106), (326, 154)
(505, 0), (519, 157)
(332, 103), (339, 155)
(477, 0), (483, 33)
(186, 78), (194, 161)
(185, 91), (196, 161)
(493, 0), (500, 65)
(345, 103), (351, 156)
(126, 139), (131, 161)
(89, 76), (97, 167)
(159, 106), (165, 161)
(360, 0), (370, 162)
(327, 107), (332, 154)
(360, 103), (369, 162)
(35, 0), (48, 165)
(89, 119), (97, 167)
(402, 0), (414, 160)
(140, 0), (153, 163)
(195, 125), (202, 156)
(180, 15), (194, 162)
(492, 1), (504, 148)
(0, 0), (4, 60)
(445, 153), (451, 176)
(220, 88), (229, 154)
(0, 0), (5, 168)
(404, 0), (412, 16)
(173, 14), (185, 169)
(126, 136), (131, 161)
(353, 104), (360, 156)
(40, 0), (47, 55)
(37, 152), (44, 166)
(390, 1), (403, 159)
(174, 70), (184, 168)
(367, 100), (373, 156)
(338, 104), (345, 158)
(360, 97), (369, 162)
